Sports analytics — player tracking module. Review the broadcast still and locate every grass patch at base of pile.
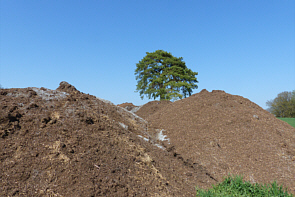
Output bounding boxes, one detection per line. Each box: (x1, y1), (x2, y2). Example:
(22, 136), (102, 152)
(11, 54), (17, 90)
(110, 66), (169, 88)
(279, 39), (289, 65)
(196, 175), (293, 197)
(277, 118), (295, 128)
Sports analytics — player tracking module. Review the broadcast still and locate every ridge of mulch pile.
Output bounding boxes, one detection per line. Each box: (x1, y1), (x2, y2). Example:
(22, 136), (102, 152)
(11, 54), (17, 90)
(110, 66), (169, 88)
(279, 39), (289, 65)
(135, 89), (295, 194)
(0, 82), (216, 197)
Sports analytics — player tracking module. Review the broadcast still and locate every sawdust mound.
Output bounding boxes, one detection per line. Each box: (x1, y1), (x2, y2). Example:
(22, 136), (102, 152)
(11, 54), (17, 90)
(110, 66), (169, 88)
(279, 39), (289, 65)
(117, 102), (136, 111)
(135, 100), (172, 120)
(0, 82), (216, 196)
(117, 102), (135, 108)
(117, 102), (143, 113)
(136, 89), (295, 194)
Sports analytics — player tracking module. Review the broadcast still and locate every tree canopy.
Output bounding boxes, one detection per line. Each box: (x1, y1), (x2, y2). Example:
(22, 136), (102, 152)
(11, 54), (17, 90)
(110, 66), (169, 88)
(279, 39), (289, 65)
(135, 50), (198, 101)
(266, 90), (295, 118)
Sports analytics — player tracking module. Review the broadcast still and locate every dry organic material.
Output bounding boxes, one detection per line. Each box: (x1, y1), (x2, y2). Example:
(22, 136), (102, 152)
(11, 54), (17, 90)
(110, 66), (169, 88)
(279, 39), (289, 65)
(0, 82), (215, 197)
(136, 89), (295, 194)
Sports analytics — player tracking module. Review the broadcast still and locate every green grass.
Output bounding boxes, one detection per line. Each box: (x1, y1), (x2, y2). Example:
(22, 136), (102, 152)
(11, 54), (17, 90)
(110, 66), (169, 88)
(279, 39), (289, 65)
(196, 175), (293, 197)
(277, 118), (295, 128)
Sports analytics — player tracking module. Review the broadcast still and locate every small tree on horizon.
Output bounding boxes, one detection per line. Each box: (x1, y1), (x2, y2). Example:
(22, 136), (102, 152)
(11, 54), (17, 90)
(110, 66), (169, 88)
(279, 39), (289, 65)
(135, 50), (198, 101)
(266, 90), (295, 118)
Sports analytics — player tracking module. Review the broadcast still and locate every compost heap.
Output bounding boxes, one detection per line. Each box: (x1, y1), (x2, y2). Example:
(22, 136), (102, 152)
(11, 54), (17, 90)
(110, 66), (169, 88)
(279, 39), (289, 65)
(135, 89), (295, 194)
(0, 82), (216, 197)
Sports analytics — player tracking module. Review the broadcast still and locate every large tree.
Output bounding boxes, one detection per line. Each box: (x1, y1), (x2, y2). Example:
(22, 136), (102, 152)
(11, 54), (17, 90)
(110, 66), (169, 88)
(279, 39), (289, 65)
(266, 90), (295, 117)
(135, 50), (198, 101)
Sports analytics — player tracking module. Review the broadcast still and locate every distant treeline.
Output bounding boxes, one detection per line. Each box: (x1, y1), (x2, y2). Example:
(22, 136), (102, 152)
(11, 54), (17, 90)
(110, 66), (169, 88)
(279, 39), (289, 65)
(266, 90), (295, 118)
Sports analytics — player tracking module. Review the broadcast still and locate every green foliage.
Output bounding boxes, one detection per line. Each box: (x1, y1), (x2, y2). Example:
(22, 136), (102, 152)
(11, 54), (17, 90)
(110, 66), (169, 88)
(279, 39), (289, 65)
(196, 175), (293, 197)
(266, 90), (295, 118)
(277, 118), (295, 128)
(135, 50), (198, 101)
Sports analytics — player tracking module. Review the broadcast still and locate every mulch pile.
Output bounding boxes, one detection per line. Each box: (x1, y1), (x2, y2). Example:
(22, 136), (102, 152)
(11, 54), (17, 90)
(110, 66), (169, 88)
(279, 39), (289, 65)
(135, 89), (295, 194)
(0, 82), (216, 197)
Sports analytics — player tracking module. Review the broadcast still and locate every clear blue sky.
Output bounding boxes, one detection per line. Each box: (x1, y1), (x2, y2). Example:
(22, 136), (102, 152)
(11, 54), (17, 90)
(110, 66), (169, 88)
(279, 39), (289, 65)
(1, 0), (294, 109)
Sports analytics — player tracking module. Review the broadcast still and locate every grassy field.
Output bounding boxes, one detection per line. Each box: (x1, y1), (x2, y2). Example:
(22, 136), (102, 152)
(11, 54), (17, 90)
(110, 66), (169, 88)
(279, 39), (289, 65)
(277, 118), (295, 128)
(196, 175), (294, 197)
